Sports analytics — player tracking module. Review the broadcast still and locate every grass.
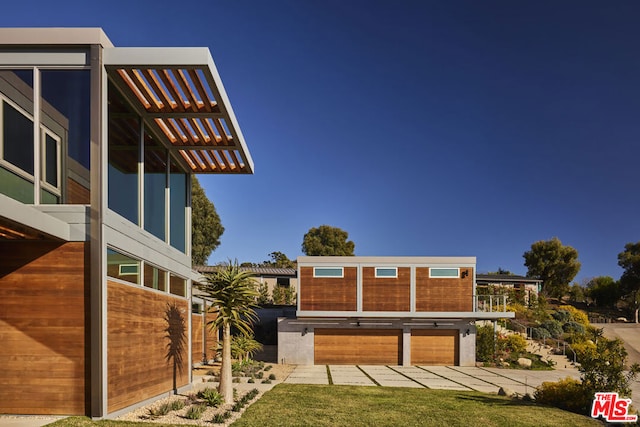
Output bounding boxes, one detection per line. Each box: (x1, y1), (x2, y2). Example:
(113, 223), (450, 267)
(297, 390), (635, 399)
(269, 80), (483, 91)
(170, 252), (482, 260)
(46, 384), (602, 427)
(232, 384), (602, 427)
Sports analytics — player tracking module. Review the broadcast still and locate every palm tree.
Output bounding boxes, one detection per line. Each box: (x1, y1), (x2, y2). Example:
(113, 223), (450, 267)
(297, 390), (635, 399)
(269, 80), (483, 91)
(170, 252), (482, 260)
(198, 260), (259, 404)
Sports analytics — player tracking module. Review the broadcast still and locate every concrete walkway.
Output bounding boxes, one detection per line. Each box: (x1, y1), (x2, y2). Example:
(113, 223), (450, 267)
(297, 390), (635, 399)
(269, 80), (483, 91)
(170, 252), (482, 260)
(285, 364), (581, 395)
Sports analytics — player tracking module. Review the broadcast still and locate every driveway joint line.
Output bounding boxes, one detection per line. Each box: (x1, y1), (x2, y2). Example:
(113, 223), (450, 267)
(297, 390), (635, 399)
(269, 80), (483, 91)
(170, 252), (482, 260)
(356, 365), (381, 386)
(415, 366), (472, 391)
(386, 365), (428, 388)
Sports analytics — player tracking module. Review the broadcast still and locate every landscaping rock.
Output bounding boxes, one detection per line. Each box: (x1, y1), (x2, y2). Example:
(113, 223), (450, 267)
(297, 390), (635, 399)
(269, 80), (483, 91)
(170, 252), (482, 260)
(498, 387), (516, 397)
(517, 357), (532, 368)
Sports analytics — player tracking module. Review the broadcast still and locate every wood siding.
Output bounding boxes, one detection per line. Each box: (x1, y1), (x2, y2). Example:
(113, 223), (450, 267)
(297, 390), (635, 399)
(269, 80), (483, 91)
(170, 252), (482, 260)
(314, 328), (402, 365)
(0, 241), (88, 415)
(107, 281), (189, 413)
(299, 267), (357, 311)
(411, 329), (458, 365)
(415, 268), (473, 312)
(66, 177), (90, 204)
(362, 267), (410, 311)
(204, 308), (218, 361)
(191, 314), (203, 365)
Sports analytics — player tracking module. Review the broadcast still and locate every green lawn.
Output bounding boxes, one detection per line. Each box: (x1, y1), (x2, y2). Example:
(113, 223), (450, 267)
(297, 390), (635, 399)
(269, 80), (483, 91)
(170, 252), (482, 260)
(48, 384), (602, 427)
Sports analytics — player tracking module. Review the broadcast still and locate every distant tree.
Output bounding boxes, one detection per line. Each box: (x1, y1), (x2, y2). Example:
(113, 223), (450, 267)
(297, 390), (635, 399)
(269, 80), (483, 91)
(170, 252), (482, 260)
(272, 285), (285, 305)
(487, 268), (514, 275)
(262, 251), (296, 269)
(523, 237), (581, 298)
(585, 276), (619, 308)
(568, 282), (586, 303)
(256, 282), (271, 306)
(618, 242), (640, 323)
(191, 176), (224, 265)
(302, 225), (355, 256)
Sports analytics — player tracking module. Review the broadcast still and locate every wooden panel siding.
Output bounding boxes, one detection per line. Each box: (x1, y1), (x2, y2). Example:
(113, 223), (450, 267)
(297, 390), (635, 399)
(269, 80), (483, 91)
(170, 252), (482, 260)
(204, 307), (218, 361)
(362, 267), (410, 311)
(415, 268), (473, 312)
(107, 281), (189, 413)
(314, 329), (402, 365)
(66, 177), (90, 204)
(192, 314), (204, 364)
(411, 329), (458, 365)
(0, 241), (89, 415)
(299, 267), (357, 312)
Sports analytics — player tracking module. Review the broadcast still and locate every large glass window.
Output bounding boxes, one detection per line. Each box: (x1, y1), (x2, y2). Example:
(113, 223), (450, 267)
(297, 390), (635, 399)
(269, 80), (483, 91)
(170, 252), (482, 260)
(170, 158), (187, 252)
(169, 274), (187, 297)
(144, 263), (167, 291)
(144, 133), (167, 240)
(3, 100), (34, 174)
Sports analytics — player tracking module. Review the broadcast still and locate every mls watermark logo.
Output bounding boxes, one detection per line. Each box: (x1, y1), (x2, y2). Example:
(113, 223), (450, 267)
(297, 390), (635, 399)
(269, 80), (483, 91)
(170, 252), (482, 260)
(591, 392), (638, 423)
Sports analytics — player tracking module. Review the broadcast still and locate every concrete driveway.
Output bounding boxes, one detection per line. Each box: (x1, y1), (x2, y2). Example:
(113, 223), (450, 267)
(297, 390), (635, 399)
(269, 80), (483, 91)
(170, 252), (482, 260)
(286, 364), (581, 395)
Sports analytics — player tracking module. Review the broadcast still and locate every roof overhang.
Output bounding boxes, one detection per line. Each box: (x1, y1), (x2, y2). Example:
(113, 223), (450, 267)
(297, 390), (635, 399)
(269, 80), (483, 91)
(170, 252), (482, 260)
(0, 194), (69, 241)
(104, 47), (254, 174)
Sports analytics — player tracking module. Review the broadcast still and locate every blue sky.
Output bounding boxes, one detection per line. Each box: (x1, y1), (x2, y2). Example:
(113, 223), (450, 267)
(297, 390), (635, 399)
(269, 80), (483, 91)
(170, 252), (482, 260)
(4, 1), (640, 281)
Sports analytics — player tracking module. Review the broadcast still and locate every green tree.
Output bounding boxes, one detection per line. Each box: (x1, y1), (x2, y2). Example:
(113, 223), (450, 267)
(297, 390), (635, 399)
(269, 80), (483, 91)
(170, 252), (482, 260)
(191, 176), (224, 265)
(618, 242), (640, 323)
(523, 237), (581, 298)
(262, 251), (296, 268)
(585, 276), (619, 308)
(231, 334), (263, 362)
(198, 261), (258, 404)
(487, 268), (513, 275)
(272, 285), (285, 305)
(256, 282), (271, 306)
(302, 225), (355, 256)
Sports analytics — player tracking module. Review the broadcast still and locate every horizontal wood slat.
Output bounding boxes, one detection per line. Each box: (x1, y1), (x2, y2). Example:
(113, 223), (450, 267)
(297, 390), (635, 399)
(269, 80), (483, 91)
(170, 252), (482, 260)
(362, 267), (410, 311)
(314, 328), (402, 365)
(66, 177), (90, 204)
(415, 268), (473, 312)
(299, 267), (357, 311)
(107, 281), (189, 413)
(0, 241), (88, 415)
(411, 329), (458, 365)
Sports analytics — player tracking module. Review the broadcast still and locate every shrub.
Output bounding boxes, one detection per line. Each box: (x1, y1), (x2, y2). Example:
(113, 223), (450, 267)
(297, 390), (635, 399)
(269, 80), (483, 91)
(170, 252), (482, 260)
(148, 403), (171, 417)
(198, 387), (223, 407)
(558, 305), (589, 325)
(498, 334), (527, 355)
(476, 324), (495, 362)
(264, 364), (272, 371)
(168, 399), (185, 411)
(268, 373), (276, 380)
(563, 321), (585, 334)
(534, 377), (591, 414)
(256, 371), (264, 379)
(531, 327), (550, 340)
(261, 379), (272, 384)
(551, 309), (571, 323)
(185, 404), (206, 420)
(541, 320), (563, 338)
(248, 378), (255, 383)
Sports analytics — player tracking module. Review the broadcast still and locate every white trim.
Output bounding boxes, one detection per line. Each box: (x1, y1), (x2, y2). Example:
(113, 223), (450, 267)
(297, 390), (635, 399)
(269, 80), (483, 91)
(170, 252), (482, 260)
(118, 263), (139, 276)
(375, 267), (398, 278)
(429, 267), (460, 278)
(313, 267), (344, 278)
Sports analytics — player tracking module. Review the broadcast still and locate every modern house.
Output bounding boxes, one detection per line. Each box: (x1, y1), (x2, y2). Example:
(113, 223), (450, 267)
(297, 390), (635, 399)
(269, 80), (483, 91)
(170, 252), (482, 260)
(0, 28), (253, 417)
(278, 256), (514, 366)
(476, 274), (542, 304)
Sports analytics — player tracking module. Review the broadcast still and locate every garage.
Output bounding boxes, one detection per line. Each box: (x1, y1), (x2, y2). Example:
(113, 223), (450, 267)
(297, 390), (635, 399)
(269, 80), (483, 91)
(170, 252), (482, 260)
(411, 329), (458, 365)
(314, 328), (402, 365)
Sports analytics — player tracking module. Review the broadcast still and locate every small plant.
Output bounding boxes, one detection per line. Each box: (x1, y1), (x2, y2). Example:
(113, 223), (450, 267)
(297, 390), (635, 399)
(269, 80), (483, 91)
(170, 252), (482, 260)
(248, 378), (255, 383)
(211, 411), (231, 423)
(256, 371), (264, 379)
(232, 401), (244, 412)
(198, 387), (223, 407)
(148, 403), (171, 417)
(168, 399), (185, 411)
(268, 373), (276, 380)
(186, 393), (199, 404)
(232, 377), (241, 383)
(261, 379), (272, 384)
(264, 364), (272, 371)
(185, 404), (206, 420)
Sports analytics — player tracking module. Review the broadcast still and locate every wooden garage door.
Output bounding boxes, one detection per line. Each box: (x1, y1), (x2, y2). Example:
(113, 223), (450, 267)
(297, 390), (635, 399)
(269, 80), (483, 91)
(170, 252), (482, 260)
(314, 329), (402, 365)
(411, 329), (458, 365)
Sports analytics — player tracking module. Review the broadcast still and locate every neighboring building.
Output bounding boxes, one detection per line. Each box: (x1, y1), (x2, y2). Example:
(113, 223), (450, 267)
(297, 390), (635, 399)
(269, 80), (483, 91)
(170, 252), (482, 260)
(476, 274), (542, 304)
(0, 28), (253, 417)
(278, 256), (514, 366)
(196, 265), (298, 304)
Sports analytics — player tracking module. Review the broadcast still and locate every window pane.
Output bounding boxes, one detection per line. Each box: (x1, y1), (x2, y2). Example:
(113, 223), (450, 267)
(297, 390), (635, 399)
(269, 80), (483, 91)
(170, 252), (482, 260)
(169, 274), (186, 297)
(107, 248), (140, 285)
(144, 132), (166, 241)
(40, 188), (58, 204)
(430, 268), (459, 278)
(44, 132), (58, 187)
(41, 70), (90, 169)
(314, 267), (343, 278)
(3, 101), (34, 174)
(169, 159), (186, 252)
(144, 263), (167, 291)
(375, 267), (397, 278)
(0, 166), (34, 203)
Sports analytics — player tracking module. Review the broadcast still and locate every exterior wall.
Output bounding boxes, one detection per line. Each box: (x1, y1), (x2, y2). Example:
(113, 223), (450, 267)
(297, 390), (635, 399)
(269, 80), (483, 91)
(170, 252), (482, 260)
(278, 317), (475, 366)
(191, 314), (204, 365)
(362, 266), (410, 311)
(107, 281), (189, 414)
(0, 241), (88, 415)
(415, 267), (474, 312)
(299, 266), (357, 311)
(67, 177), (90, 204)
